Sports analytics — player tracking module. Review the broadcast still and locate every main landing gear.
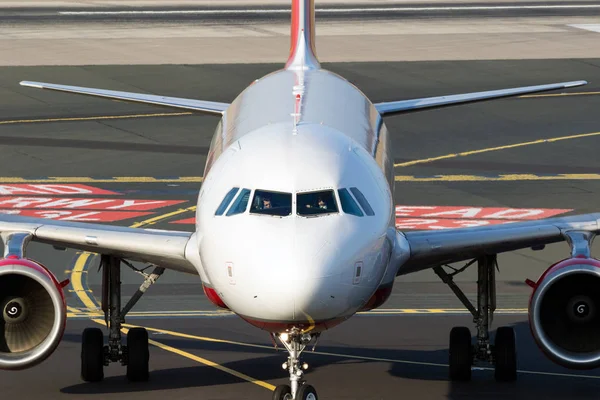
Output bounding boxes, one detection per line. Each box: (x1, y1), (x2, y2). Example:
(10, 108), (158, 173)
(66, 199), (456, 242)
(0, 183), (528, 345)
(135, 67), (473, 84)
(80, 255), (164, 382)
(272, 330), (319, 400)
(434, 254), (517, 382)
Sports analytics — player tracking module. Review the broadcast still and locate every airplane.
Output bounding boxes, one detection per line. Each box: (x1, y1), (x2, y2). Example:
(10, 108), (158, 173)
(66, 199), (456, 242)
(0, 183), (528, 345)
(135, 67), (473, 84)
(0, 0), (598, 399)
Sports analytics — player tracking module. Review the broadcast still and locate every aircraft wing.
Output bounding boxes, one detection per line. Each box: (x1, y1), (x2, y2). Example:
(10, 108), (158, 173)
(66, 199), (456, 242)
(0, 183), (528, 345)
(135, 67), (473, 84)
(374, 80), (586, 116)
(20, 81), (229, 116)
(398, 212), (600, 275)
(0, 214), (197, 274)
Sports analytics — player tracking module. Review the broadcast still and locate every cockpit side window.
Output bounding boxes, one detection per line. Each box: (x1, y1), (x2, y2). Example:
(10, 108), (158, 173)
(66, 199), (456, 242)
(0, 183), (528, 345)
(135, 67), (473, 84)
(350, 187), (375, 216)
(337, 188), (364, 217)
(297, 190), (338, 217)
(250, 190), (292, 217)
(215, 187), (239, 216)
(226, 188), (251, 216)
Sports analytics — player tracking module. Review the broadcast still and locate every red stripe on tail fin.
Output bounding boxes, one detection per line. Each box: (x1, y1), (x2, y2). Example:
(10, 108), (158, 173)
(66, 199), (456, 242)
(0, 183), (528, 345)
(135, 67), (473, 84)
(286, 0), (320, 70)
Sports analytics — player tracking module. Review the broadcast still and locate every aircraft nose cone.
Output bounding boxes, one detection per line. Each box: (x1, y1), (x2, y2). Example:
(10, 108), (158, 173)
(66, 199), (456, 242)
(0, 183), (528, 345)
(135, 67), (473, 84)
(205, 215), (374, 326)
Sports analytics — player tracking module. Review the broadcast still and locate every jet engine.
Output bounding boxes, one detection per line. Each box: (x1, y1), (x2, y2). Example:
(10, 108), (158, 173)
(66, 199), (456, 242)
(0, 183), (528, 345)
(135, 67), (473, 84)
(529, 257), (600, 369)
(0, 257), (67, 370)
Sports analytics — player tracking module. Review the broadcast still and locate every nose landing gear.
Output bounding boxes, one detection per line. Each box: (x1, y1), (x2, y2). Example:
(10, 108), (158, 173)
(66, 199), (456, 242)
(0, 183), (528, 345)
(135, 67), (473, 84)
(273, 330), (318, 400)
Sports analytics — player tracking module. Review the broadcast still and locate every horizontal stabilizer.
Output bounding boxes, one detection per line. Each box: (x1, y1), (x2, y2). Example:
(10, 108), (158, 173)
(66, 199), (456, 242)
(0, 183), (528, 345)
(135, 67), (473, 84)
(20, 81), (229, 116)
(375, 80), (587, 116)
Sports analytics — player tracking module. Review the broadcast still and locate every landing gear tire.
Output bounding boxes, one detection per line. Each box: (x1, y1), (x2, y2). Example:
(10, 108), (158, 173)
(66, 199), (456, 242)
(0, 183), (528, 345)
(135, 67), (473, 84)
(126, 327), (149, 382)
(81, 327), (104, 382)
(449, 326), (472, 382)
(272, 384), (292, 400)
(296, 384), (318, 400)
(494, 326), (517, 382)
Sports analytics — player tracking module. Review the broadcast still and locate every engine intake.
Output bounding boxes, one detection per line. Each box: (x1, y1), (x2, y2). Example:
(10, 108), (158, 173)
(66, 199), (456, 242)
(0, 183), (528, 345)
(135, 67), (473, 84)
(529, 258), (600, 369)
(0, 258), (67, 370)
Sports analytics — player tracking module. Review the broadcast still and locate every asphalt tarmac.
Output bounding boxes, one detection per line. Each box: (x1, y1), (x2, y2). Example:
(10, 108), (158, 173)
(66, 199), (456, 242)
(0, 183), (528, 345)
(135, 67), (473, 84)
(1, 59), (600, 398)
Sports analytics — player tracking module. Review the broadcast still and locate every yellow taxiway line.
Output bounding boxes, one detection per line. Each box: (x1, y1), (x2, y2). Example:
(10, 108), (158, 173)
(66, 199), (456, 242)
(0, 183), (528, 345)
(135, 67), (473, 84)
(0, 112), (192, 125)
(0, 176), (204, 183)
(129, 205), (197, 228)
(395, 174), (600, 182)
(519, 91), (600, 98)
(393, 130), (600, 168)
(69, 252), (101, 314)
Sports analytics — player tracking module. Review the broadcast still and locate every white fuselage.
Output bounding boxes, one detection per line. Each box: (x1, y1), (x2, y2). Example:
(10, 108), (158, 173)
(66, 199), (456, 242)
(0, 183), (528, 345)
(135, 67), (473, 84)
(194, 67), (401, 331)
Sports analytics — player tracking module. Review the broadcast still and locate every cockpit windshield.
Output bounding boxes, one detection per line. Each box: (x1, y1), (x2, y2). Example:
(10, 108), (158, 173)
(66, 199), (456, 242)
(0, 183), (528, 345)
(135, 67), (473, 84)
(337, 188), (363, 216)
(297, 190), (338, 216)
(226, 188), (251, 216)
(250, 190), (292, 217)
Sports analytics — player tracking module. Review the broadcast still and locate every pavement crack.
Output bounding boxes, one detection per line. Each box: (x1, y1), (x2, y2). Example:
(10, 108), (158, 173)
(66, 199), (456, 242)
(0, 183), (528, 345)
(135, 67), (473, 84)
(574, 59), (600, 71)
(12, 148), (44, 162)
(96, 120), (160, 144)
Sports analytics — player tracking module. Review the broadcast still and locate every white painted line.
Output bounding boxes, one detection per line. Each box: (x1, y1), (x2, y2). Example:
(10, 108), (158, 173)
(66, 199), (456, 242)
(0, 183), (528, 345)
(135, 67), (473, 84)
(59, 5), (600, 16)
(311, 350), (600, 379)
(569, 24), (600, 33)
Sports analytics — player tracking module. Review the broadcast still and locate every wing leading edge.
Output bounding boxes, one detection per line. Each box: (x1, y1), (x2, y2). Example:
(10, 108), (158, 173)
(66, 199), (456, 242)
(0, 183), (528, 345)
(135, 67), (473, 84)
(0, 214), (197, 274)
(375, 80), (587, 116)
(20, 81), (229, 116)
(398, 213), (600, 275)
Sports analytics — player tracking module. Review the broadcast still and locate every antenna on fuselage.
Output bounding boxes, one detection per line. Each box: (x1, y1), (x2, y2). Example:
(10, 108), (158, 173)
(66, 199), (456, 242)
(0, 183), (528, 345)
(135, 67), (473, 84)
(285, 0), (320, 70)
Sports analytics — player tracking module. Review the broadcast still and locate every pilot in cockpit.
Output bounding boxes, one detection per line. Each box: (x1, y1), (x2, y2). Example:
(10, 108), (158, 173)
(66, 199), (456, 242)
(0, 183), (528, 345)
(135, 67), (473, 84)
(317, 196), (327, 209)
(262, 196), (272, 209)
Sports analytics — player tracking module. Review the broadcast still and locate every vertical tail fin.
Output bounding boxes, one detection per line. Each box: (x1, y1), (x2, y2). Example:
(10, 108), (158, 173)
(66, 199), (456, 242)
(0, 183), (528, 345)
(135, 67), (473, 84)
(285, 0), (320, 70)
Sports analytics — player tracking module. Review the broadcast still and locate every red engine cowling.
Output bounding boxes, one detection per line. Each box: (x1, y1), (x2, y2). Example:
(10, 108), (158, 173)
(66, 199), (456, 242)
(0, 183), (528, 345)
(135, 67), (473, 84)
(528, 257), (600, 369)
(0, 258), (67, 370)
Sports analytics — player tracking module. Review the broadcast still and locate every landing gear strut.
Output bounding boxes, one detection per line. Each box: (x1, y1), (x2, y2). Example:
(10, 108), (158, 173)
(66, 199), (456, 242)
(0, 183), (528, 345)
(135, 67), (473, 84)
(434, 254), (517, 382)
(273, 330), (319, 400)
(80, 255), (164, 382)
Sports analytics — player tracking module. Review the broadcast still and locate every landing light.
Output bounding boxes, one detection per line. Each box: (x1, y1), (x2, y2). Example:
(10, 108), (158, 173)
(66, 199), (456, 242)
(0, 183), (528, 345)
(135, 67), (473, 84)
(280, 333), (289, 342)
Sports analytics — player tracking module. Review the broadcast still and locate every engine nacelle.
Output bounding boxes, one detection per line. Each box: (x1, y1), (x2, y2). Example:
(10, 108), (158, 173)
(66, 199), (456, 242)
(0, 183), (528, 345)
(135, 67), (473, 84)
(0, 258), (67, 370)
(529, 257), (600, 369)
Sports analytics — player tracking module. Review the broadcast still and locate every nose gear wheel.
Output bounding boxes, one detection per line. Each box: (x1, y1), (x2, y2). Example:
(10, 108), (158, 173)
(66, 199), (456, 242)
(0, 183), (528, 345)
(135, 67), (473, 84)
(274, 330), (319, 400)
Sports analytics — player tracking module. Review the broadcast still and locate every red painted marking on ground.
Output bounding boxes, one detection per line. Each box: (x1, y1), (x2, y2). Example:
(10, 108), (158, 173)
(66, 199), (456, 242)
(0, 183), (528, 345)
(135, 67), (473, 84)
(0, 184), (118, 195)
(396, 217), (516, 230)
(0, 197), (185, 211)
(171, 217), (195, 224)
(395, 206), (571, 220)
(0, 209), (150, 222)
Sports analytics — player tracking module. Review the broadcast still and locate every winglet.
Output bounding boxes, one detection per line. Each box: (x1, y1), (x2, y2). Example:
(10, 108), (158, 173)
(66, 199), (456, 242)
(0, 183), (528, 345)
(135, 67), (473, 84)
(285, 0), (320, 70)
